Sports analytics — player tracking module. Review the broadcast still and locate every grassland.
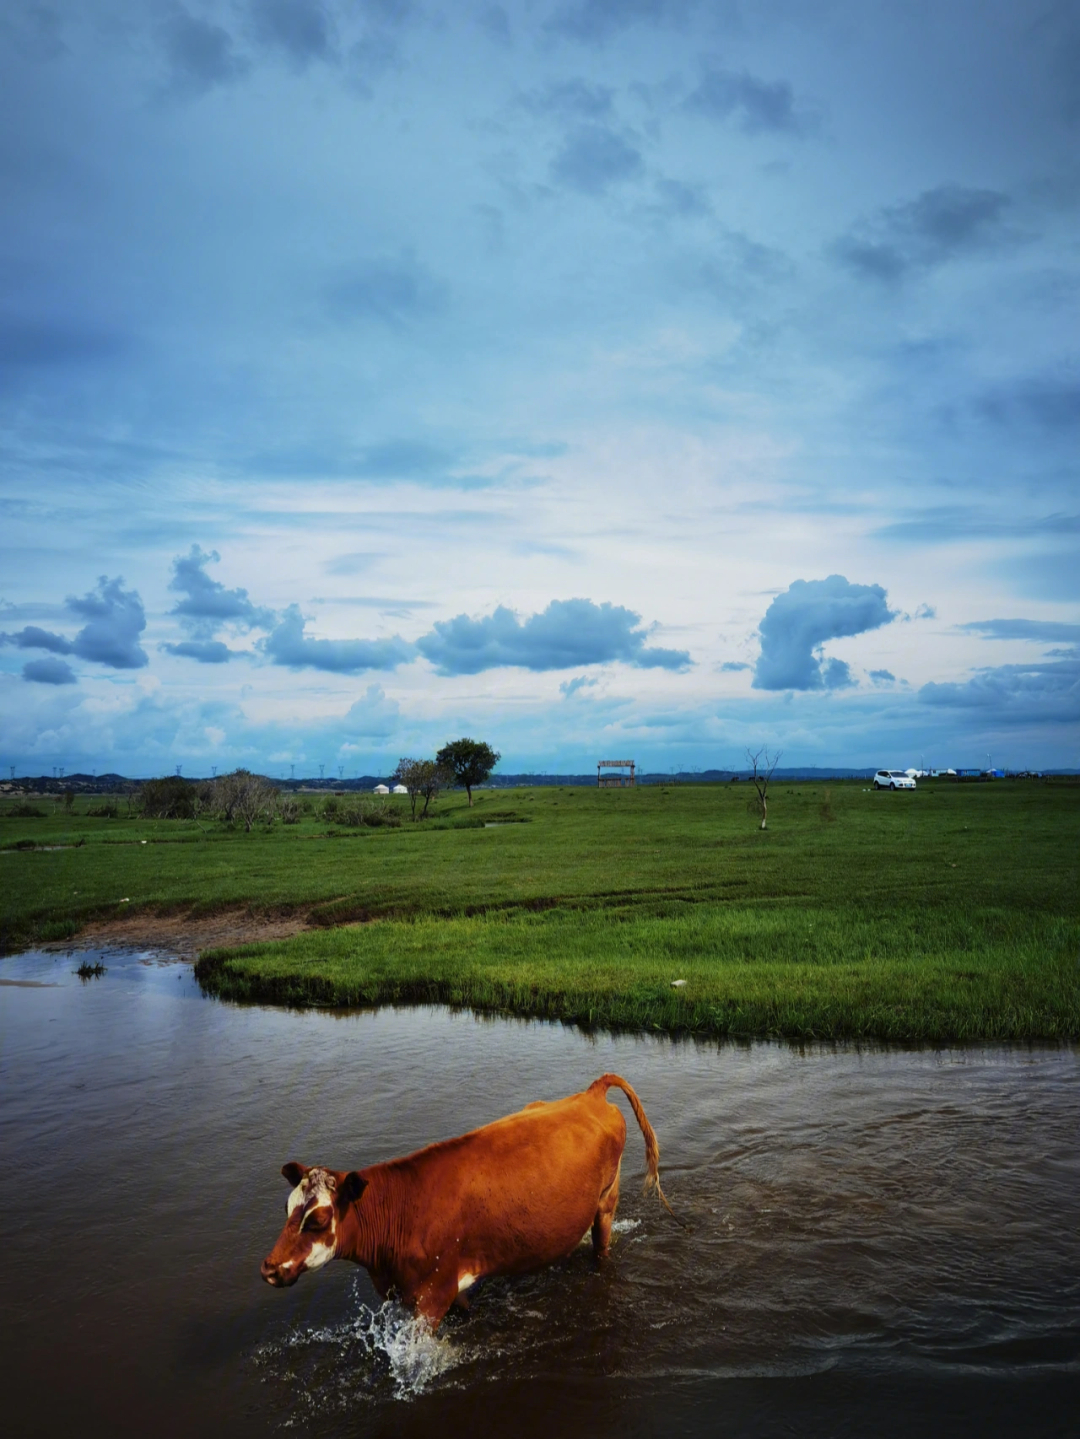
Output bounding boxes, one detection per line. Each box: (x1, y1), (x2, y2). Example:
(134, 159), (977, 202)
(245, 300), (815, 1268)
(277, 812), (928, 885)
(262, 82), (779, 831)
(2, 779), (1078, 1041)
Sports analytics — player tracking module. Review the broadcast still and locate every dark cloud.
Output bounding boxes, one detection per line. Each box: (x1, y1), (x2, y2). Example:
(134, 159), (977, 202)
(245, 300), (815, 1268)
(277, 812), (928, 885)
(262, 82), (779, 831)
(684, 67), (814, 136)
(264, 604), (415, 672)
(550, 125), (643, 194)
(518, 78), (614, 118)
(162, 11), (249, 94)
(559, 673), (598, 696)
(5, 579), (150, 670)
(65, 576), (149, 669)
(652, 177), (711, 218)
(249, 0), (337, 67)
(545, 0), (698, 44)
(2, 623), (73, 654)
(160, 640), (235, 663)
(752, 575), (896, 691)
(833, 184), (1011, 282)
(22, 655), (75, 684)
(326, 256), (447, 325)
(920, 657), (1080, 723)
(416, 598), (691, 674)
(720, 660), (750, 672)
(975, 377), (1080, 431)
(869, 668), (896, 684)
(0, 317), (127, 369)
(169, 545), (274, 637)
(248, 438), (484, 486)
(958, 618), (1080, 643)
(0, 3), (67, 62)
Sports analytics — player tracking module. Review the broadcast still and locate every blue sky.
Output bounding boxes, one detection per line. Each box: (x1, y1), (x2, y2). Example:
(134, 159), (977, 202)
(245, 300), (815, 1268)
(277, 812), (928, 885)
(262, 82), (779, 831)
(1, 0), (1077, 776)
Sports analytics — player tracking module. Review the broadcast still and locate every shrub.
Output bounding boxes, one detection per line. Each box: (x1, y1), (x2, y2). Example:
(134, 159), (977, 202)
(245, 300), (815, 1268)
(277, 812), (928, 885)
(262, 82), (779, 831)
(88, 802), (119, 818)
(141, 775), (198, 819)
(7, 803), (46, 818)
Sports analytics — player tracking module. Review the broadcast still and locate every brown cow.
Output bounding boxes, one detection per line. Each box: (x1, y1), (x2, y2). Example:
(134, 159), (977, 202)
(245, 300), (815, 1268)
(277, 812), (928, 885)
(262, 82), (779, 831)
(260, 1073), (671, 1327)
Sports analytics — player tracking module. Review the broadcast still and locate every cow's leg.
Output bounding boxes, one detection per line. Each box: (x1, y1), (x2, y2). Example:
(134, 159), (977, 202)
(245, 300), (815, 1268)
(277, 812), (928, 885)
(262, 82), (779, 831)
(591, 1165), (621, 1261)
(409, 1271), (460, 1331)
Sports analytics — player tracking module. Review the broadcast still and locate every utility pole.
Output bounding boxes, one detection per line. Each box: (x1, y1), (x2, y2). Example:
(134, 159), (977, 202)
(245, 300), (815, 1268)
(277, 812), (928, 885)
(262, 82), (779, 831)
(176, 765), (182, 777)
(338, 765), (344, 779)
(211, 765), (217, 778)
(290, 763), (295, 780)
(319, 764), (324, 780)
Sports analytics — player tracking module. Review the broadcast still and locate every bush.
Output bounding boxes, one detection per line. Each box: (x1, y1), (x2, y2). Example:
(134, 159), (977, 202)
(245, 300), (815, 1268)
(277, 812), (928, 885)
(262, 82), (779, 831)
(141, 775), (198, 819)
(88, 802), (119, 818)
(279, 798), (300, 824)
(6, 803), (46, 818)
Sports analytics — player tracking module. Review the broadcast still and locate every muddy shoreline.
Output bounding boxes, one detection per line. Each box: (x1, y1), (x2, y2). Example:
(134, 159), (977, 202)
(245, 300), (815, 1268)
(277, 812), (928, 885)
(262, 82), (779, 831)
(57, 905), (312, 959)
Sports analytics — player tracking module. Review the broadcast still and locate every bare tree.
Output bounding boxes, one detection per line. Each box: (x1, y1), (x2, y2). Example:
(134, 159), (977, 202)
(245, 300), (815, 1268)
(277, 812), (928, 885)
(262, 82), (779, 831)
(746, 747), (782, 830)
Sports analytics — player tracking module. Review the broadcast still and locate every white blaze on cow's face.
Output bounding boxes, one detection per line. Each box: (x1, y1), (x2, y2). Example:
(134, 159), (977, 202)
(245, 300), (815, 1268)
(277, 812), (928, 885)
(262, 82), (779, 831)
(262, 1166), (340, 1287)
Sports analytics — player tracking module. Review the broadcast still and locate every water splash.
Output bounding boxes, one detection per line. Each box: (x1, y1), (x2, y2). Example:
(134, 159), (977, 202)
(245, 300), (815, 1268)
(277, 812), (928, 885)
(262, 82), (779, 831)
(255, 1284), (461, 1406)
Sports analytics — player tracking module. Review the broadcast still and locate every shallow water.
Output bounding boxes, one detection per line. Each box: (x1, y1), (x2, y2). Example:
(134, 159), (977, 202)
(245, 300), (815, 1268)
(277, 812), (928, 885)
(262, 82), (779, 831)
(1, 947), (1077, 1437)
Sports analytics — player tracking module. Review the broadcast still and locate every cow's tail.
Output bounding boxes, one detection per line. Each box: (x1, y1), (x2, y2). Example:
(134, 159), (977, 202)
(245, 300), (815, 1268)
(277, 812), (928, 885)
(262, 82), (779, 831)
(591, 1074), (676, 1219)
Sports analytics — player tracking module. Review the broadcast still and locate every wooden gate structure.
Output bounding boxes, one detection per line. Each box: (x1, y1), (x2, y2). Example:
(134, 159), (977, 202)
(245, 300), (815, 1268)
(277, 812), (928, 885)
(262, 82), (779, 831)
(597, 759), (635, 788)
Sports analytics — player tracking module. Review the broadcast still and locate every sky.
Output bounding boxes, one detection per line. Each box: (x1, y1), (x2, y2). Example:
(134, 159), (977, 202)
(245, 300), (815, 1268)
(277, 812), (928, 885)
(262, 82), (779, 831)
(1, 0), (1078, 778)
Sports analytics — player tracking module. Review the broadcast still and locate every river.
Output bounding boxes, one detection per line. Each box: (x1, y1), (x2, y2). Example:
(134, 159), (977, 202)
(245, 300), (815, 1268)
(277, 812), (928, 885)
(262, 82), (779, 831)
(1, 946), (1077, 1436)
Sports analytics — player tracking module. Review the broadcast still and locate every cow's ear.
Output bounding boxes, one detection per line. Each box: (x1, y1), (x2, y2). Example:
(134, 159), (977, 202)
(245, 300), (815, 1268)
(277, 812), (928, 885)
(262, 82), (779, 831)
(338, 1171), (367, 1207)
(282, 1161), (307, 1187)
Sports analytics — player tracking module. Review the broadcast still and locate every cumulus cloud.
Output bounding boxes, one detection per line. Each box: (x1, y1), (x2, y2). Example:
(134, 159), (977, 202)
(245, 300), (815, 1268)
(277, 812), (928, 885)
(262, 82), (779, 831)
(720, 661), (750, 672)
(264, 605), (415, 672)
(341, 683), (401, 738)
(752, 575), (896, 691)
(23, 656), (76, 685)
(550, 126), (643, 194)
(869, 668), (896, 684)
(833, 184), (1011, 282)
(684, 67), (814, 135)
(920, 657), (1080, 723)
(959, 618), (1080, 643)
(169, 545), (274, 638)
(3, 577), (148, 669)
(66, 576), (149, 669)
(416, 598), (690, 674)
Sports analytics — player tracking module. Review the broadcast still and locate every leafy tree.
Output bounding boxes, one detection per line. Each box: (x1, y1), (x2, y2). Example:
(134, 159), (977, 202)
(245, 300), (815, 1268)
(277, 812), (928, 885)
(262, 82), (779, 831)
(393, 757), (450, 819)
(435, 737), (501, 807)
(213, 769), (277, 831)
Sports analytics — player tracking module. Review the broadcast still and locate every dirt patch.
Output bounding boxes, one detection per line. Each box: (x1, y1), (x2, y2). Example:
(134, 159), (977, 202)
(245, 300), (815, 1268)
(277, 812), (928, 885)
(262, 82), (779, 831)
(69, 906), (312, 960)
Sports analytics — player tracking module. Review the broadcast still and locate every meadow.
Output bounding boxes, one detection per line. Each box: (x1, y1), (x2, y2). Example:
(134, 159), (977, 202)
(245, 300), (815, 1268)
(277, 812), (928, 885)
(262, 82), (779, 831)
(2, 779), (1077, 1041)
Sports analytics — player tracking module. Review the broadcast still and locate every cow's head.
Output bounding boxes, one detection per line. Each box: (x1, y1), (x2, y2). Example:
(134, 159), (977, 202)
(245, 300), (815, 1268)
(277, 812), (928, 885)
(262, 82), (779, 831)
(260, 1162), (366, 1288)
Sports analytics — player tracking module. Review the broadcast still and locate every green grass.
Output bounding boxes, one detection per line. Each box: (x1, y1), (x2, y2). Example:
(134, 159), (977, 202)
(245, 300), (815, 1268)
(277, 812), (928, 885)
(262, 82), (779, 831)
(3, 780), (1078, 1041)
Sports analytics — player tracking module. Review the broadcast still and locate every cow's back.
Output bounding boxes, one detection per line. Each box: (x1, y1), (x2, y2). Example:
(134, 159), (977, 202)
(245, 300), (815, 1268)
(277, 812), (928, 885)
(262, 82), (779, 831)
(375, 1088), (627, 1280)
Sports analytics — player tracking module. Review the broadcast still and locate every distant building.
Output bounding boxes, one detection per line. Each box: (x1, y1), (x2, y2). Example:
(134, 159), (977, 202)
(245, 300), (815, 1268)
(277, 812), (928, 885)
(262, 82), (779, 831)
(598, 760), (635, 788)
(373, 784), (390, 794)
(392, 783), (409, 794)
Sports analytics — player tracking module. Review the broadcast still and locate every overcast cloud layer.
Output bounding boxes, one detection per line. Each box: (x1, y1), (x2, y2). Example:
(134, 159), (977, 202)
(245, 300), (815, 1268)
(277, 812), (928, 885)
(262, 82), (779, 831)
(1, 1), (1078, 775)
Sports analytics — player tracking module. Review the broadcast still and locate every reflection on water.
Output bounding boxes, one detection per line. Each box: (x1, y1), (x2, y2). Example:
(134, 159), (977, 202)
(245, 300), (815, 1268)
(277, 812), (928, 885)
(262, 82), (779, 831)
(1, 946), (1078, 1437)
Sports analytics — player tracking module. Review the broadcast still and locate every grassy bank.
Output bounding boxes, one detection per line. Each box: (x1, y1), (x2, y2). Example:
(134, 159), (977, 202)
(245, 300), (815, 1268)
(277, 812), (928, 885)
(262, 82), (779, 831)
(195, 905), (1079, 1042)
(4, 779), (1079, 1040)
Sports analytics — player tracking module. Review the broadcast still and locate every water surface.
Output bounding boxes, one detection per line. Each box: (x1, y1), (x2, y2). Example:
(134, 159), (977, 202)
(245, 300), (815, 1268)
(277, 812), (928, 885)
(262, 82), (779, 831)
(1, 947), (1077, 1436)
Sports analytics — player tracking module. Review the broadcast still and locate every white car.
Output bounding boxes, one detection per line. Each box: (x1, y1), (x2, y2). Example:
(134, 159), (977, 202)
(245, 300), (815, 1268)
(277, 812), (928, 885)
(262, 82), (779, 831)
(874, 770), (916, 790)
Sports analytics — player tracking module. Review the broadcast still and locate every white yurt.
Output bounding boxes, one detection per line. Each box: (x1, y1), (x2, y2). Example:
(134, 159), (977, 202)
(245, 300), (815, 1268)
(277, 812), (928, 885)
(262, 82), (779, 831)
(373, 784), (390, 795)
(392, 783), (409, 795)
